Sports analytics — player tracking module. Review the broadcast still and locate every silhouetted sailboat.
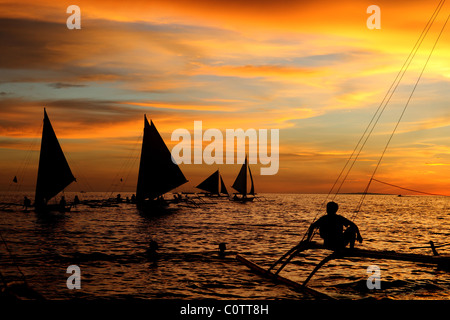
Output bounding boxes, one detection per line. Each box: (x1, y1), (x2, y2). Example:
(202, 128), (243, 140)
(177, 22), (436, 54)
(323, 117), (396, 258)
(34, 109), (76, 213)
(136, 115), (188, 212)
(196, 169), (229, 197)
(231, 156), (255, 202)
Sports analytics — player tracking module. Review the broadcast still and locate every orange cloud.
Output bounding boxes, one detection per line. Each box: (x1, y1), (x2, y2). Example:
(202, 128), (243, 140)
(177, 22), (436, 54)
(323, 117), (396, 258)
(1, 0), (449, 193)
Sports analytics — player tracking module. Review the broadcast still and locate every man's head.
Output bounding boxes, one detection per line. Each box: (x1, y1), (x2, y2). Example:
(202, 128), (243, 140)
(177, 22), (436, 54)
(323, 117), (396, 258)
(326, 201), (339, 215)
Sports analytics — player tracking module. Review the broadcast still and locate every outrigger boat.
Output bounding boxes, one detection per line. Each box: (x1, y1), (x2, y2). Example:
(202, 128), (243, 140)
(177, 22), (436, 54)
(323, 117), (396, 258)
(276, 241), (450, 284)
(231, 155), (255, 202)
(34, 109), (76, 214)
(135, 115), (188, 213)
(195, 169), (229, 198)
(236, 240), (450, 299)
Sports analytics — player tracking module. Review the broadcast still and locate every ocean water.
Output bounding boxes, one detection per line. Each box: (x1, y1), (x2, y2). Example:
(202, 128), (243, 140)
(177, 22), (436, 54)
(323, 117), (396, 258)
(0, 193), (449, 300)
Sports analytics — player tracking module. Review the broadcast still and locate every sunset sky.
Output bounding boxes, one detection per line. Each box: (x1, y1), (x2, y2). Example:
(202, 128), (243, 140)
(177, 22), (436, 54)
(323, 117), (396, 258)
(0, 0), (449, 194)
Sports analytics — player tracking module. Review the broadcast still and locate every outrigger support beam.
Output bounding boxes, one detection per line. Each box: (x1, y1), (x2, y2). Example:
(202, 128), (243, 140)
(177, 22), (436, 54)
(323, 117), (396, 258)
(270, 241), (450, 286)
(270, 242), (310, 276)
(274, 246), (307, 276)
(302, 252), (338, 287)
(268, 242), (302, 272)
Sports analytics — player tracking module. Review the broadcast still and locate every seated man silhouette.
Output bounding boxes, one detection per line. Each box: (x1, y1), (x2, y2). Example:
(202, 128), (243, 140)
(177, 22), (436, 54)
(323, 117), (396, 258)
(305, 201), (363, 250)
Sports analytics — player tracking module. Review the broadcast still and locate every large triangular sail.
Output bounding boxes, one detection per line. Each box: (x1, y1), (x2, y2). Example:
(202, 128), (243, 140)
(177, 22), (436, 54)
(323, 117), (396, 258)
(196, 170), (220, 194)
(35, 109), (76, 206)
(232, 156), (256, 197)
(136, 115), (188, 202)
(232, 156), (248, 196)
(220, 175), (229, 195)
(196, 170), (229, 195)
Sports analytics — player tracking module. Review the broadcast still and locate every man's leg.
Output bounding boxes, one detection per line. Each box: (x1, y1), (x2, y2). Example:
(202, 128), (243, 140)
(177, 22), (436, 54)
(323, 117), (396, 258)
(343, 227), (357, 249)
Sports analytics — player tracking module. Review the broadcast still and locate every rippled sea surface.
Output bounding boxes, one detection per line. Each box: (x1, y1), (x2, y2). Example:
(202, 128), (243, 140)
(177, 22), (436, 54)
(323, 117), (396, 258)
(0, 193), (449, 300)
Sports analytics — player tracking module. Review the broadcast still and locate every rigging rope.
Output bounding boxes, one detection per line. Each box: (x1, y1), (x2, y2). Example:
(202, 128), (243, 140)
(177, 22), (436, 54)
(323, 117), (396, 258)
(104, 130), (143, 200)
(371, 178), (450, 197)
(0, 231), (28, 286)
(300, 0), (448, 241)
(8, 120), (43, 194)
(65, 147), (96, 194)
(352, 12), (450, 220)
(331, 0), (447, 201)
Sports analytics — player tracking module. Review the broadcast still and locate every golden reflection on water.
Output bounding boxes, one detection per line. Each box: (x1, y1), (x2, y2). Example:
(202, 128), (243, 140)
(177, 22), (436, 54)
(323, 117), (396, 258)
(0, 192), (449, 300)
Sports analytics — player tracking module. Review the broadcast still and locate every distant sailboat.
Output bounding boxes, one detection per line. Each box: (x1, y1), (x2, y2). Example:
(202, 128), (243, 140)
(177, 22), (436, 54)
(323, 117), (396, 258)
(231, 155), (255, 202)
(34, 109), (76, 213)
(196, 169), (229, 197)
(136, 115), (188, 211)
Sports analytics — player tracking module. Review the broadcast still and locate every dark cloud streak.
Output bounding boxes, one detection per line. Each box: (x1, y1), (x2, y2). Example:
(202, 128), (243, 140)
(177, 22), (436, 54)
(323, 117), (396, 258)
(48, 82), (88, 89)
(0, 97), (172, 136)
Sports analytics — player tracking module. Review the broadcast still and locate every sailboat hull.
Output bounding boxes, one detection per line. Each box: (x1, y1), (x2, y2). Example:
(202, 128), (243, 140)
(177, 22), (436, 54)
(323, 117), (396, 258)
(34, 203), (71, 214)
(136, 199), (177, 216)
(231, 195), (255, 202)
(197, 193), (230, 198)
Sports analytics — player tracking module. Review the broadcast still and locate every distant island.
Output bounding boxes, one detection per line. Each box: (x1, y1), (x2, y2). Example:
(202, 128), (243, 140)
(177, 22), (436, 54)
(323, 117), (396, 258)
(339, 192), (398, 195)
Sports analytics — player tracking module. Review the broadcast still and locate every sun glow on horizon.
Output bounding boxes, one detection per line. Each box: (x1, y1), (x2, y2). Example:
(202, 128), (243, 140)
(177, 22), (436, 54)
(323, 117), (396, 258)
(0, 0), (449, 193)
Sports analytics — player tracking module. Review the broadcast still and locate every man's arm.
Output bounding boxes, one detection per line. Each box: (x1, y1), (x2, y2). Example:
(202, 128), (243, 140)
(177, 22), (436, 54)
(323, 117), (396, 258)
(350, 220), (363, 243)
(341, 216), (363, 243)
(305, 220), (319, 242)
